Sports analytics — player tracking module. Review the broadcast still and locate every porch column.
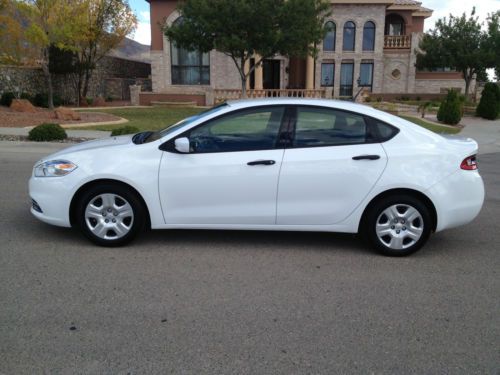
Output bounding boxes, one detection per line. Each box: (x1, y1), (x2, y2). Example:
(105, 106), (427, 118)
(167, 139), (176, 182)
(306, 54), (315, 90)
(244, 59), (250, 91)
(254, 54), (263, 90)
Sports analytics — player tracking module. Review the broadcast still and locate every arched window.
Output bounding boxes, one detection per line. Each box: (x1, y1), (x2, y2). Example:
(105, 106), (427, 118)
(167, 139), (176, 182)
(343, 21), (356, 51)
(385, 14), (405, 36)
(323, 21), (336, 52)
(170, 17), (210, 85)
(363, 21), (375, 51)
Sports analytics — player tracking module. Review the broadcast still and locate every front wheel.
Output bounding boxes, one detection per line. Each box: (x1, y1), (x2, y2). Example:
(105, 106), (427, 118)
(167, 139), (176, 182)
(75, 184), (147, 247)
(363, 195), (432, 256)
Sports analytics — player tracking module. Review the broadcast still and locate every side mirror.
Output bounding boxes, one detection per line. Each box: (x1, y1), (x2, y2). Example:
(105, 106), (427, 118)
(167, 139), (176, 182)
(174, 137), (190, 153)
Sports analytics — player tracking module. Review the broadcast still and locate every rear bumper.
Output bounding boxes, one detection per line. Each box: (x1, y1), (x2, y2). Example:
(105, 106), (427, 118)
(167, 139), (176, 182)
(426, 169), (485, 232)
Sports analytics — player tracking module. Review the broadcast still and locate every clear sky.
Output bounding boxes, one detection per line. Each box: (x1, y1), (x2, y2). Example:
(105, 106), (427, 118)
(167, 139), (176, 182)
(128, 0), (500, 46)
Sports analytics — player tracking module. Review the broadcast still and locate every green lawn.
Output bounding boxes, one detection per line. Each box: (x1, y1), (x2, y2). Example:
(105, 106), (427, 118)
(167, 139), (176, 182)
(77, 107), (204, 132)
(398, 115), (461, 134)
(77, 107), (461, 135)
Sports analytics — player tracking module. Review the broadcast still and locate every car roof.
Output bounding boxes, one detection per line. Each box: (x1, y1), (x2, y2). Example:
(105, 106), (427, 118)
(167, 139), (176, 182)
(226, 98), (383, 118)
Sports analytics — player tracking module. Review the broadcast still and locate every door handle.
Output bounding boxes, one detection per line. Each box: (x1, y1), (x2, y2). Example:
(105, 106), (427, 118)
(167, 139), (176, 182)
(247, 160), (276, 166)
(352, 155), (380, 161)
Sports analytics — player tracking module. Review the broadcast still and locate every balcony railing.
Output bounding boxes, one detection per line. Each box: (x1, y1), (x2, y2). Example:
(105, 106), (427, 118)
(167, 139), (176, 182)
(384, 35), (411, 49)
(214, 89), (326, 103)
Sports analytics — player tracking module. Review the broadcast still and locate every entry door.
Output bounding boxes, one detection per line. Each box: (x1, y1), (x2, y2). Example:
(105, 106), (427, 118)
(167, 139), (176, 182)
(277, 106), (387, 225)
(159, 106), (286, 225)
(263, 60), (281, 89)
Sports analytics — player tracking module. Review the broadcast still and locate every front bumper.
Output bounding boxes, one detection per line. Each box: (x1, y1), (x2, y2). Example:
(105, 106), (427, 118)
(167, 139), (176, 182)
(426, 169), (485, 232)
(29, 174), (78, 228)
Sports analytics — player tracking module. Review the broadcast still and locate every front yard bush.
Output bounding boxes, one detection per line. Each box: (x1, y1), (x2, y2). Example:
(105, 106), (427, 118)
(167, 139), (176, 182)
(110, 126), (140, 136)
(437, 89), (462, 125)
(1, 92), (16, 107)
(33, 93), (63, 108)
(28, 123), (67, 142)
(476, 83), (500, 120)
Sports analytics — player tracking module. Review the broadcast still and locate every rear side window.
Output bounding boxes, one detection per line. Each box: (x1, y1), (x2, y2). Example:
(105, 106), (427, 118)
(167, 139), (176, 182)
(293, 106), (371, 147)
(370, 119), (399, 142)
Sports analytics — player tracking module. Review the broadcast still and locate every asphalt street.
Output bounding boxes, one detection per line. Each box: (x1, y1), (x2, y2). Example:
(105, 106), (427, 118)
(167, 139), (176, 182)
(0, 141), (499, 374)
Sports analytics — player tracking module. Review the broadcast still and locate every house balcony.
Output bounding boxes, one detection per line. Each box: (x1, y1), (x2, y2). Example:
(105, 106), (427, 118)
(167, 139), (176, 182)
(384, 35), (411, 49)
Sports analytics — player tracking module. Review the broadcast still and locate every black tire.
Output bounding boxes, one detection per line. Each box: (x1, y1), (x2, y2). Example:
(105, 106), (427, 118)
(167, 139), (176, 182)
(363, 194), (432, 256)
(75, 183), (147, 247)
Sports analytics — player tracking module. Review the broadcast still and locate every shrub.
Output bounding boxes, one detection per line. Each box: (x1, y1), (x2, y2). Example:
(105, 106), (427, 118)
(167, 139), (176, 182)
(1, 92), (16, 107)
(86, 97), (94, 106)
(105, 96), (114, 102)
(28, 123), (67, 142)
(416, 96), (421, 101)
(476, 83), (500, 120)
(437, 89), (462, 125)
(376, 97), (382, 102)
(20, 92), (33, 102)
(364, 96), (372, 103)
(33, 93), (63, 108)
(110, 126), (140, 136)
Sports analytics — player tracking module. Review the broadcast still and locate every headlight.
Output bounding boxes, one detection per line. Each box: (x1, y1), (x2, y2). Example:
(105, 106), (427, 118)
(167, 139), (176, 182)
(34, 160), (78, 177)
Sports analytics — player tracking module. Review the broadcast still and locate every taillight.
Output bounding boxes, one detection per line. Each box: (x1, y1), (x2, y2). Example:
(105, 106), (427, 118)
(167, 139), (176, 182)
(461, 155), (477, 170)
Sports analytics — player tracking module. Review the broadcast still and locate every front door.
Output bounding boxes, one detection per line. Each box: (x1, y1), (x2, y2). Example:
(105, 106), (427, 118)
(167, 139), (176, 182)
(277, 106), (387, 225)
(263, 59), (281, 89)
(159, 106), (286, 225)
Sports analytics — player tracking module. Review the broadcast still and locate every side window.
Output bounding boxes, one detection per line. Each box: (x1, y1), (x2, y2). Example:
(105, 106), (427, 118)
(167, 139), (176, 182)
(371, 119), (399, 142)
(293, 107), (370, 147)
(188, 106), (285, 153)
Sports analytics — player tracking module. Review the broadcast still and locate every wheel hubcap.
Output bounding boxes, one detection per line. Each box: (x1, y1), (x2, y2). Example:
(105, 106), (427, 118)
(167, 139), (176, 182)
(84, 193), (134, 240)
(376, 204), (424, 250)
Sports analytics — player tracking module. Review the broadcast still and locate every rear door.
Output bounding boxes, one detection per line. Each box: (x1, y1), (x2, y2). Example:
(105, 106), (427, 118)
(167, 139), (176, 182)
(277, 105), (387, 225)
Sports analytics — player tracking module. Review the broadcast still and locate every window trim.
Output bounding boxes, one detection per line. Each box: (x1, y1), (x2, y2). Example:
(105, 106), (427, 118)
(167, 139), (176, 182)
(343, 21), (356, 52)
(323, 21), (336, 52)
(170, 43), (210, 86)
(320, 62), (335, 87)
(160, 105), (400, 153)
(360, 61), (374, 90)
(362, 21), (376, 51)
(162, 105), (292, 154)
(340, 62), (354, 97)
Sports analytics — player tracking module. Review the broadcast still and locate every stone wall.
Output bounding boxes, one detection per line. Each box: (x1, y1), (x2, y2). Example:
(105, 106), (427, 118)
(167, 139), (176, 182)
(0, 56), (151, 103)
(0, 65), (46, 96)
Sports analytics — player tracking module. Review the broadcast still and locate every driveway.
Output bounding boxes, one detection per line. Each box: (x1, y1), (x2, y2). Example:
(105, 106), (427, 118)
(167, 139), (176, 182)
(0, 141), (499, 374)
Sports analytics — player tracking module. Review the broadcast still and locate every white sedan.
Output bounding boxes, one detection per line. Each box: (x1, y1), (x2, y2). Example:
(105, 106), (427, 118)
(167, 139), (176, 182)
(29, 99), (484, 256)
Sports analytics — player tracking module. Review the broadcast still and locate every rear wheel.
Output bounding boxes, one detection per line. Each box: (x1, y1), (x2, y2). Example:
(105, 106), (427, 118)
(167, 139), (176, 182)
(363, 195), (432, 256)
(75, 184), (146, 246)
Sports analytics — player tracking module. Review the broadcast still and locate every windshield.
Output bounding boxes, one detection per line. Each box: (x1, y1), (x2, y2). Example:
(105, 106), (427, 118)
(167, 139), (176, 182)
(139, 103), (229, 144)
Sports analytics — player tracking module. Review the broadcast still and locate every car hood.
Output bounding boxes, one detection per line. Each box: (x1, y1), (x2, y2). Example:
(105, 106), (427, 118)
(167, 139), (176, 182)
(41, 135), (134, 161)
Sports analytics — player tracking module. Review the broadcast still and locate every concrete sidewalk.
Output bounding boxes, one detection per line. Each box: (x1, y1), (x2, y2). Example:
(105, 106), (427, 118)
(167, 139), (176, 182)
(0, 127), (110, 139)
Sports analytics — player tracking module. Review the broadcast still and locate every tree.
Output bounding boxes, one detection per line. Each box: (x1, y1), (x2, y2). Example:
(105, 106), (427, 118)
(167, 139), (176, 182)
(0, 0), (38, 65)
(164, 0), (330, 97)
(476, 83), (500, 120)
(486, 11), (500, 81)
(416, 8), (495, 98)
(73, 0), (137, 103)
(23, 0), (85, 109)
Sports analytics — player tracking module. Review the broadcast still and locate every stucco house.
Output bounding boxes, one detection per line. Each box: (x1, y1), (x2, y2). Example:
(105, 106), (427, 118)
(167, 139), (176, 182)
(142, 0), (469, 106)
